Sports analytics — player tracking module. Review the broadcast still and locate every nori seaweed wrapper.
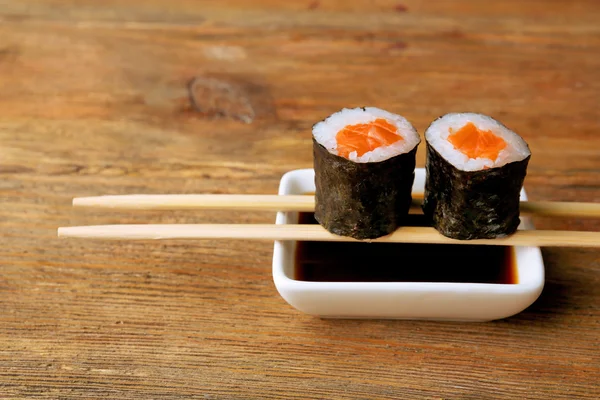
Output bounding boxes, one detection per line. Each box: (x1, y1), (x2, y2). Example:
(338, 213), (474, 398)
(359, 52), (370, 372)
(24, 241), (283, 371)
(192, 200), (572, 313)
(313, 138), (417, 239)
(422, 142), (530, 240)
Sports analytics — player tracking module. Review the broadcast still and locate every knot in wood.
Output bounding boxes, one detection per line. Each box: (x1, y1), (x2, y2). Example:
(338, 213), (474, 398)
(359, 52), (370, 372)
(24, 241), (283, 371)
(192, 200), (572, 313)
(188, 76), (255, 124)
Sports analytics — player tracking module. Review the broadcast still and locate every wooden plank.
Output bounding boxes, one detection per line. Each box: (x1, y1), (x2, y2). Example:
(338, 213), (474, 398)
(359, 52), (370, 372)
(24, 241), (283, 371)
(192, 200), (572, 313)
(0, 1), (599, 399)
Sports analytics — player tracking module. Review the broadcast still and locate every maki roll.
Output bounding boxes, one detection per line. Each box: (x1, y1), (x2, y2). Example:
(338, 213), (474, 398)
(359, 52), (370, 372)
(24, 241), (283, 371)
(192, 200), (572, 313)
(422, 113), (531, 240)
(312, 107), (420, 239)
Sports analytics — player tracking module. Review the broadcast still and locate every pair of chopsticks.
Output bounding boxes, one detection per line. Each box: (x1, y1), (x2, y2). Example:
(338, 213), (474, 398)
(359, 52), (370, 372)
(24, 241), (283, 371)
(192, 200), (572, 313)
(57, 194), (600, 247)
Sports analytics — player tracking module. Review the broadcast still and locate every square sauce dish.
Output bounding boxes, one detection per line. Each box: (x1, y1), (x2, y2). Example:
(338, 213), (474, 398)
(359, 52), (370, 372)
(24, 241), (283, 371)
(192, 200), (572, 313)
(272, 168), (545, 321)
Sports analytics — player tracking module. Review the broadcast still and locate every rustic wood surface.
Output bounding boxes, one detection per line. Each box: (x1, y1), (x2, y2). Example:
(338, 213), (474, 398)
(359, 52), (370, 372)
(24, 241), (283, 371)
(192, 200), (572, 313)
(1, 0), (599, 398)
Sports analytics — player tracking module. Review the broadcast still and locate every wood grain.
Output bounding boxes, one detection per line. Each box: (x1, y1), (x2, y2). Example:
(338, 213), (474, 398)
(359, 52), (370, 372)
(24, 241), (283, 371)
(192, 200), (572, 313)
(0, 0), (599, 399)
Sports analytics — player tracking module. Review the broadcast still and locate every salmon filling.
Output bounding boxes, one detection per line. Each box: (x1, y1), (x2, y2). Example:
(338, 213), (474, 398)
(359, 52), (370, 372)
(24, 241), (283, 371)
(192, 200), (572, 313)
(448, 122), (506, 161)
(336, 118), (402, 159)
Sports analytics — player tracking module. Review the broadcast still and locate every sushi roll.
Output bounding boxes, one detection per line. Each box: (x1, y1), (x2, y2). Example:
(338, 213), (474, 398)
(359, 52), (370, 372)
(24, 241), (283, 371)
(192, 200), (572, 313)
(312, 107), (420, 239)
(422, 113), (531, 240)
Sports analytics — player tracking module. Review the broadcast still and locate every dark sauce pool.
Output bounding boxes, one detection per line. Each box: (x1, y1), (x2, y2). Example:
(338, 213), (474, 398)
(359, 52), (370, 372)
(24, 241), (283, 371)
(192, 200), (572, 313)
(295, 212), (518, 284)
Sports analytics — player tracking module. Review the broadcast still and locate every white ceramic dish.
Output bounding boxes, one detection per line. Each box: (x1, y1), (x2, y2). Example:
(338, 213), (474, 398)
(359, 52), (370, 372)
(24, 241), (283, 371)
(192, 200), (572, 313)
(272, 168), (545, 321)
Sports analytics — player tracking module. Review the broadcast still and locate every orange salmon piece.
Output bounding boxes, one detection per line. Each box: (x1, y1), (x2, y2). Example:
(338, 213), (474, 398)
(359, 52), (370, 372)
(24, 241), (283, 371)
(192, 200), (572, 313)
(336, 118), (401, 159)
(448, 122), (506, 161)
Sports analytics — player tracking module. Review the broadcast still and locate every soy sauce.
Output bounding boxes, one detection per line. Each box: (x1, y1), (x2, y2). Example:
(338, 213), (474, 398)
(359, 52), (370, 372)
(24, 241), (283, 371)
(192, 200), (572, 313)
(294, 212), (518, 284)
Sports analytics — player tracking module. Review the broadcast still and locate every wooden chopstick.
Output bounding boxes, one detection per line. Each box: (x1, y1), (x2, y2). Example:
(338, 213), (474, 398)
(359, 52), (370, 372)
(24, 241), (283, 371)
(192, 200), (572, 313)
(57, 224), (600, 248)
(74, 194), (316, 211)
(71, 194), (600, 219)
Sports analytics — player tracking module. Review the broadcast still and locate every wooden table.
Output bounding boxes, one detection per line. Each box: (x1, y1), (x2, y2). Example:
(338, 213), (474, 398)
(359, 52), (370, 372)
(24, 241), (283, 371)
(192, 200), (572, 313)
(1, 1), (599, 398)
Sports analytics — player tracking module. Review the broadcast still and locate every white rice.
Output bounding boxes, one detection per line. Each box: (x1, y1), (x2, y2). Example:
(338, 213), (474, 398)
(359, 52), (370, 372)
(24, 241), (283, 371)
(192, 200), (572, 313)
(312, 107), (420, 163)
(425, 113), (530, 171)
